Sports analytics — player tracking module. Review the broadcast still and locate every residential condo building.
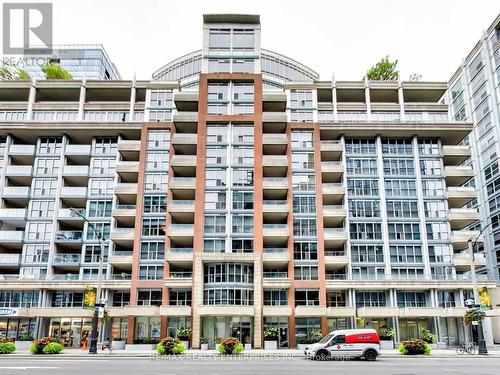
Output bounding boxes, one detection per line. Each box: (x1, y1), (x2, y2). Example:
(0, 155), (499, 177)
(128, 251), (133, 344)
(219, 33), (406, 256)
(0, 14), (499, 349)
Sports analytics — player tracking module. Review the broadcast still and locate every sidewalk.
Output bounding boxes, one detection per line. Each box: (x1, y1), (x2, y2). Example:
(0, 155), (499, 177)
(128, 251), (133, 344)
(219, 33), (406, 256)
(3, 348), (500, 358)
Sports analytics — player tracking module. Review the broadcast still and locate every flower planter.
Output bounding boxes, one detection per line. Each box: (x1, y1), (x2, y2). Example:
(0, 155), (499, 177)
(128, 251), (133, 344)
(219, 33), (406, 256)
(379, 340), (394, 350)
(112, 340), (126, 350)
(437, 342), (447, 349)
(216, 344), (221, 352)
(297, 344), (308, 352)
(264, 340), (277, 350)
(181, 341), (189, 350)
(125, 344), (156, 351)
(15, 341), (33, 350)
(201, 343), (209, 350)
(244, 343), (252, 350)
(430, 343), (438, 350)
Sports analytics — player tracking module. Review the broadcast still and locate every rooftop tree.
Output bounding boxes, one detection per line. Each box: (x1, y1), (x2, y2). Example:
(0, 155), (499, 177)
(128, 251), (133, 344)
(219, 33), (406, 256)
(366, 56), (399, 81)
(42, 62), (73, 79)
(0, 64), (30, 80)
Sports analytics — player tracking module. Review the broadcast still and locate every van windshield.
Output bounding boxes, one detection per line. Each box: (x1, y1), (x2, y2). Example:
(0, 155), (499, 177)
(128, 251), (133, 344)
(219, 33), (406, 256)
(317, 333), (335, 344)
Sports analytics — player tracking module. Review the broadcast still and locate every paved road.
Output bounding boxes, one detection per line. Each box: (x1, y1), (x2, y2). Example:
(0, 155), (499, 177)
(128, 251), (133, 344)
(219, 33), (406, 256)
(0, 356), (499, 375)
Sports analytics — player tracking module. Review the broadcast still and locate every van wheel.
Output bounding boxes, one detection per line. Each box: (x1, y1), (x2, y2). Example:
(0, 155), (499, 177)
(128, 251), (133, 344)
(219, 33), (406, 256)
(364, 349), (377, 361)
(315, 350), (330, 361)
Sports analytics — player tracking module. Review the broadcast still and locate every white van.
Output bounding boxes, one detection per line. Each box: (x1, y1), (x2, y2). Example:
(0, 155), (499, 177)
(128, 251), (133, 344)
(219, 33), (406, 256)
(304, 329), (380, 361)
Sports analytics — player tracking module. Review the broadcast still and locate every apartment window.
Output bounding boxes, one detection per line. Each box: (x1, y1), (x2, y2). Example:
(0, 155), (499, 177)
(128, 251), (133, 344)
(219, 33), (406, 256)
(37, 137), (62, 154)
(295, 289), (319, 306)
(349, 223), (382, 240)
(143, 195), (167, 213)
(232, 214), (253, 234)
(35, 157), (60, 175)
(147, 129), (170, 149)
(206, 169), (227, 187)
(150, 90), (173, 108)
(204, 215), (226, 234)
(94, 137), (117, 154)
(91, 158), (116, 175)
(396, 291), (426, 307)
(383, 159), (415, 176)
(392, 268), (425, 279)
(355, 291), (386, 307)
(292, 153), (315, 170)
(388, 223), (421, 241)
(204, 264), (253, 284)
(294, 242), (317, 260)
(347, 179), (379, 196)
(424, 200), (447, 218)
(29, 200), (55, 218)
(205, 191), (227, 210)
(169, 289), (191, 306)
(437, 291), (456, 308)
(294, 265), (318, 280)
(203, 288), (254, 306)
(232, 238), (253, 253)
(345, 139), (376, 154)
(418, 139), (440, 155)
(290, 90), (313, 109)
(386, 200), (419, 218)
(141, 241), (165, 260)
(208, 29), (231, 50)
(390, 245), (423, 263)
(426, 223), (449, 240)
(385, 179), (416, 197)
(84, 244), (108, 263)
(326, 291), (347, 307)
(142, 218), (165, 237)
(51, 291), (83, 307)
(208, 58), (230, 73)
(420, 159), (442, 176)
(233, 83), (254, 102)
(232, 59), (254, 73)
(291, 130), (314, 149)
(204, 238), (226, 253)
(349, 199), (380, 218)
(137, 289), (162, 306)
(112, 291), (130, 307)
(346, 158), (377, 175)
(233, 29), (254, 51)
(26, 222), (52, 241)
(207, 125), (228, 144)
(89, 178), (114, 196)
(232, 147), (253, 165)
(381, 139), (413, 155)
(23, 244), (49, 263)
(139, 265), (163, 280)
(233, 191), (253, 210)
(293, 218), (317, 237)
(293, 196), (316, 214)
(144, 173), (167, 191)
(146, 152), (169, 170)
(32, 178), (58, 196)
(0, 291), (39, 308)
(351, 245), (384, 263)
(86, 222), (110, 240)
(422, 179), (446, 196)
(232, 169), (253, 187)
(428, 244), (453, 263)
(292, 174), (316, 192)
(206, 147), (227, 165)
(264, 289), (288, 306)
(88, 200), (112, 218)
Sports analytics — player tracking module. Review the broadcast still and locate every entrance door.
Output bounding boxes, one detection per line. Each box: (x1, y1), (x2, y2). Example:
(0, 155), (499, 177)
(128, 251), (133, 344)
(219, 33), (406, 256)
(71, 319), (82, 348)
(279, 327), (288, 348)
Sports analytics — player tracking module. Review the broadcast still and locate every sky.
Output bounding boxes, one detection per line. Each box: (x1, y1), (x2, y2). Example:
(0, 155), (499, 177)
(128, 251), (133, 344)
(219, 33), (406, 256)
(7, 0), (500, 81)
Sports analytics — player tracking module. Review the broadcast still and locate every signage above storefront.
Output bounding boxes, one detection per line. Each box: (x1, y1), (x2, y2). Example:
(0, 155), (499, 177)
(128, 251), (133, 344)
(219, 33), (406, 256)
(0, 308), (19, 317)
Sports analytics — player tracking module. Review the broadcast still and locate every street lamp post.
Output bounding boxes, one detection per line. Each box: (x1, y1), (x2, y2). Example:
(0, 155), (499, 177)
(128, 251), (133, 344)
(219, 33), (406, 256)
(70, 208), (105, 355)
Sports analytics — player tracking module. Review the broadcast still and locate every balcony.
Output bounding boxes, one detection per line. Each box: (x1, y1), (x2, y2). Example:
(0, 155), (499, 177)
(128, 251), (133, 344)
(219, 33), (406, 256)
(262, 248), (290, 266)
(54, 231), (83, 249)
(321, 161), (344, 182)
(451, 230), (482, 251)
(108, 252), (133, 266)
(164, 271), (193, 288)
(323, 205), (347, 226)
(448, 208), (480, 230)
(263, 178), (288, 198)
(8, 144), (35, 163)
(171, 133), (197, 154)
(170, 177), (196, 198)
(263, 200), (289, 220)
(0, 208), (26, 224)
(110, 227), (135, 246)
(446, 187), (477, 208)
(263, 133), (288, 154)
(0, 231), (24, 247)
(320, 140), (343, 161)
(58, 208), (85, 225)
(166, 224), (194, 244)
(165, 248), (193, 264)
(0, 253), (21, 265)
(442, 145), (471, 166)
(114, 183), (138, 205)
(116, 161), (139, 182)
(173, 112), (198, 133)
(169, 200), (195, 222)
(112, 205), (137, 226)
(263, 112), (287, 123)
(262, 224), (289, 244)
(322, 183), (346, 205)
(117, 140), (140, 160)
(60, 187), (87, 206)
(52, 254), (81, 267)
(323, 227), (348, 247)
(262, 271), (291, 288)
(5, 165), (32, 184)
(453, 252), (487, 271)
(324, 250), (349, 269)
(262, 155), (288, 176)
(3, 186), (30, 199)
(174, 91), (199, 112)
(444, 166), (474, 186)
(262, 92), (287, 112)
(65, 145), (91, 162)
(171, 155), (197, 176)
(294, 304), (326, 317)
(63, 165), (89, 176)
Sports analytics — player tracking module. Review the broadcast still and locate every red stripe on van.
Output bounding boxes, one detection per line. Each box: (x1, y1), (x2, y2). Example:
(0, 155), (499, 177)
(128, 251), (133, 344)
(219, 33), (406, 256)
(345, 333), (380, 344)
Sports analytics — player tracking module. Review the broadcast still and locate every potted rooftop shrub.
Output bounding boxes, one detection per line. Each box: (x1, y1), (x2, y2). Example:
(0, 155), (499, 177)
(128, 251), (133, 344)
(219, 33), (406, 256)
(176, 326), (191, 350)
(217, 337), (243, 355)
(244, 335), (252, 350)
(156, 337), (185, 355)
(264, 327), (278, 350)
(379, 327), (395, 349)
(16, 334), (34, 350)
(215, 337), (222, 352)
(111, 337), (126, 350)
(200, 337), (209, 350)
(0, 338), (16, 354)
(419, 328), (437, 349)
(399, 338), (431, 356)
(30, 337), (63, 355)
